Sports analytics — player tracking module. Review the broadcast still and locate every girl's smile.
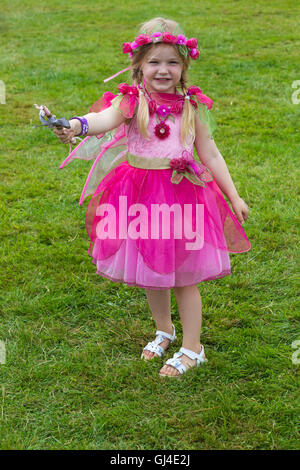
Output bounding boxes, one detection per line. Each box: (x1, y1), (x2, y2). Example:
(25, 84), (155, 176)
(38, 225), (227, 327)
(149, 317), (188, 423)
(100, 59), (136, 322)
(141, 44), (183, 94)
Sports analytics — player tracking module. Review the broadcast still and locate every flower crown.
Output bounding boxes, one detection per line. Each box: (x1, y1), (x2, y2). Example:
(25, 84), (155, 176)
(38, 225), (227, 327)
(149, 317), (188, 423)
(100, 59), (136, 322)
(122, 32), (200, 60)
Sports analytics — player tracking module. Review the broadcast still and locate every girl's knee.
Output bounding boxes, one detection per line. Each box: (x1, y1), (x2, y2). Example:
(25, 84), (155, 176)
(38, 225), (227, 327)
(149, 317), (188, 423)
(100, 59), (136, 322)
(173, 285), (200, 295)
(174, 284), (196, 290)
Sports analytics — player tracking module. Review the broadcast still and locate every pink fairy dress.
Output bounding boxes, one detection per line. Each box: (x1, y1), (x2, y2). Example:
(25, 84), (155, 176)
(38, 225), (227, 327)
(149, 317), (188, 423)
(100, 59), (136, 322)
(60, 83), (251, 290)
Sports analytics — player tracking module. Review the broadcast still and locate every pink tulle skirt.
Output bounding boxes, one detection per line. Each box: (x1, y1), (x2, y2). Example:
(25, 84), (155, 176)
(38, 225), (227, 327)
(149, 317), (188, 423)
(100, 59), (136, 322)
(85, 161), (250, 289)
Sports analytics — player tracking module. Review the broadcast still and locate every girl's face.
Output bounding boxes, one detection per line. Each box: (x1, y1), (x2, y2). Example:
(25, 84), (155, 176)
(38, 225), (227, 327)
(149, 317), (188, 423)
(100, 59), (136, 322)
(141, 44), (183, 94)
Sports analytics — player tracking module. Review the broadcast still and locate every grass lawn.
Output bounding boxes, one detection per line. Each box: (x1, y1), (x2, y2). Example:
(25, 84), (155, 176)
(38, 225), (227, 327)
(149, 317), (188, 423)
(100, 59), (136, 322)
(0, 0), (299, 450)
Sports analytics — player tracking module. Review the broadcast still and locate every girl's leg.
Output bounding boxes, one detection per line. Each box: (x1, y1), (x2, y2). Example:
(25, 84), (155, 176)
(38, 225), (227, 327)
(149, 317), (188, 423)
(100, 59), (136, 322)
(143, 289), (173, 359)
(160, 285), (203, 376)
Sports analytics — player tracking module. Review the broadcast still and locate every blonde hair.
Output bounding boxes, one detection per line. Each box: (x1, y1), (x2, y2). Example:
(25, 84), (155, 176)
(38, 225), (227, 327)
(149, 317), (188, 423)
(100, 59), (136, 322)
(130, 18), (195, 146)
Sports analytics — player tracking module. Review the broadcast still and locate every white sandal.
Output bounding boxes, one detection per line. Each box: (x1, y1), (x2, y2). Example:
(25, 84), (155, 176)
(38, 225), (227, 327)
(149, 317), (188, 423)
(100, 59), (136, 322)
(141, 324), (177, 360)
(159, 346), (207, 377)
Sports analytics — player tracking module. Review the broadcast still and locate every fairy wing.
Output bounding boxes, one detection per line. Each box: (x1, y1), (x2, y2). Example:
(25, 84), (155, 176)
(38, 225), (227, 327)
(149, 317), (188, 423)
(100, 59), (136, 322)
(59, 90), (120, 169)
(188, 86), (217, 139)
(59, 84), (139, 205)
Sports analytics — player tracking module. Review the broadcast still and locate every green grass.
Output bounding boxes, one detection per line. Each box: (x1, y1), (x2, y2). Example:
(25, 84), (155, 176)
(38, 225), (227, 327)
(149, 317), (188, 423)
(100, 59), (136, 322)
(0, 0), (299, 450)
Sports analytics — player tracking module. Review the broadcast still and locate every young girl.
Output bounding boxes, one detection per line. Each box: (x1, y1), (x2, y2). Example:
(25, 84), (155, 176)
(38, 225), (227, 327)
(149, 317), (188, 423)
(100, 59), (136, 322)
(54, 18), (250, 377)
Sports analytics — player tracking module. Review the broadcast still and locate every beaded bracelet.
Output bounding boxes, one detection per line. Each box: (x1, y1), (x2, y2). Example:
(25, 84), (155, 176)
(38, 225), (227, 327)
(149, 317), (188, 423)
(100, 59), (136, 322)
(70, 116), (89, 136)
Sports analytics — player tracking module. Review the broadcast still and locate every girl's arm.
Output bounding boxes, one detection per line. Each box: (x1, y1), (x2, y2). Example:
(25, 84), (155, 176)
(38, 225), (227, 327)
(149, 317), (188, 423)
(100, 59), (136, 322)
(194, 114), (249, 224)
(54, 105), (127, 143)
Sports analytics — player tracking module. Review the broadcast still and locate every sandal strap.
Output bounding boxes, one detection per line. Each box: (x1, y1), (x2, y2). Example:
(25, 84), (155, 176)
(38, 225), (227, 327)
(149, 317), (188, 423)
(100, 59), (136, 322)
(155, 324), (176, 343)
(142, 325), (176, 358)
(143, 341), (165, 357)
(164, 346), (206, 374)
(165, 355), (187, 374)
(179, 346), (206, 365)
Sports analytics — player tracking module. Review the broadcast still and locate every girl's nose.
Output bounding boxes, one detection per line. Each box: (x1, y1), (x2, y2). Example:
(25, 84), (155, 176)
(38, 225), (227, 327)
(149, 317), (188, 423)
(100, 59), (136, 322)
(158, 63), (168, 74)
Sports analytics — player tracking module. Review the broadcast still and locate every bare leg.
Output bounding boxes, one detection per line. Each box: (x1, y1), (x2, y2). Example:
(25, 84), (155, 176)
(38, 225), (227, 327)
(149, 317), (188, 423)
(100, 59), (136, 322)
(142, 289), (173, 359)
(159, 285), (203, 376)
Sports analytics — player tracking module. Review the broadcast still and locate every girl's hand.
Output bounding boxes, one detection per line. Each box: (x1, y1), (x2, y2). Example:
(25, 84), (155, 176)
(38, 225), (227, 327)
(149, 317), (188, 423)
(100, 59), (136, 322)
(230, 196), (249, 224)
(53, 120), (79, 144)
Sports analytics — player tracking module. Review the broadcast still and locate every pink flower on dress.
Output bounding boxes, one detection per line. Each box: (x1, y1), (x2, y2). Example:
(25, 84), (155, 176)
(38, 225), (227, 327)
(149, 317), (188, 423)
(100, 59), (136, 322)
(176, 35), (187, 45)
(157, 105), (171, 118)
(154, 121), (170, 139)
(135, 34), (151, 46)
(122, 42), (132, 54)
(118, 83), (139, 96)
(169, 156), (190, 173)
(186, 38), (198, 49)
(163, 32), (177, 44)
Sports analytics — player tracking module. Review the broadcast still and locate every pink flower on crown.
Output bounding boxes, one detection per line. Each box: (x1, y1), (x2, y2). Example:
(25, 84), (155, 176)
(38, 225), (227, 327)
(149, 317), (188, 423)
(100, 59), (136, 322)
(186, 38), (198, 49)
(122, 34), (201, 62)
(122, 42), (132, 54)
(135, 34), (151, 46)
(151, 32), (163, 43)
(131, 41), (139, 50)
(163, 32), (177, 44)
(176, 34), (187, 45)
(190, 48), (200, 59)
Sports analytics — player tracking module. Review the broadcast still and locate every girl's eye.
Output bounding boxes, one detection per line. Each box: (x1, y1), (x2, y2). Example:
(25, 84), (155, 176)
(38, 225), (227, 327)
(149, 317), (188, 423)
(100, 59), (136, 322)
(149, 60), (178, 65)
(148, 60), (178, 64)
